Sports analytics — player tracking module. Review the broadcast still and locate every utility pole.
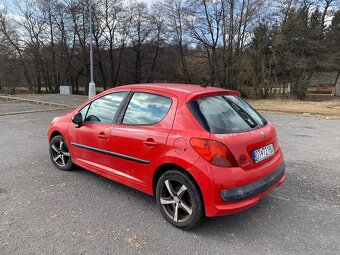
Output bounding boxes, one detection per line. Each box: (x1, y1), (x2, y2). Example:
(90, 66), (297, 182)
(88, 0), (96, 98)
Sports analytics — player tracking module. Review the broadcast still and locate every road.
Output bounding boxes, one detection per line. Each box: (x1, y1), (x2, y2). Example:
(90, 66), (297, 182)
(0, 104), (339, 254)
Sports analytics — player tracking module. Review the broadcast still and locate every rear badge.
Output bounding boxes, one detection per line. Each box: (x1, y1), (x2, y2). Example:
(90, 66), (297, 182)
(239, 154), (251, 167)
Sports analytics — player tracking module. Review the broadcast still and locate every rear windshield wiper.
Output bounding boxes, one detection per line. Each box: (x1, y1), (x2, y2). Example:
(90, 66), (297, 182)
(224, 98), (258, 128)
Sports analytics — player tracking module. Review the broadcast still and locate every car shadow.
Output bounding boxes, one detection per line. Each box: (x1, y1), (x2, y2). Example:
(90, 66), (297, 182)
(70, 165), (288, 238)
(71, 166), (155, 203)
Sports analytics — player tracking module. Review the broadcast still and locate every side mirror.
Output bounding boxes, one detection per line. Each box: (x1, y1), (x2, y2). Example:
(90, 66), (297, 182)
(72, 112), (83, 128)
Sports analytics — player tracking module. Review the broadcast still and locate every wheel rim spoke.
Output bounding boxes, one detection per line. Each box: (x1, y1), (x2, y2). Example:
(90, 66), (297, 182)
(160, 197), (176, 205)
(52, 144), (59, 153)
(173, 203), (179, 222)
(164, 180), (175, 198)
(59, 141), (63, 151)
(177, 184), (187, 197)
(60, 155), (66, 166)
(180, 201), (192, 216)
(62, 152), (70, 157)
(53, 155), (61, 161)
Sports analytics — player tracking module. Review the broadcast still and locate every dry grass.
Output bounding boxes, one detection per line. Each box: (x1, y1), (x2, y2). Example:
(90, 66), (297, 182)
(0, 97), (22, 104)
(248, 98), (340, 119)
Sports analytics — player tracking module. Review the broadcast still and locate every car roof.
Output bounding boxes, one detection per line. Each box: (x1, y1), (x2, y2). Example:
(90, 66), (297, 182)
(76, 83), (240, 112)
(113, 83), (238, 98)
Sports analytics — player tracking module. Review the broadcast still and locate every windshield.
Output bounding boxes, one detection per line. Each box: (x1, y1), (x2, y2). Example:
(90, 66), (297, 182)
(188, 95), (267, 134)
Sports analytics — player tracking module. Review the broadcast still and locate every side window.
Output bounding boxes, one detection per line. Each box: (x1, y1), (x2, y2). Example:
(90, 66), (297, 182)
(84, 92), (126, 124)
(79, 104), (89, 122)
(122, 92), (172, 125)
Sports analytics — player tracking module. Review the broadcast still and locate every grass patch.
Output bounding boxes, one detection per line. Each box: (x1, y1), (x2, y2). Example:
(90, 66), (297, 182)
(249, 98), (340, 119)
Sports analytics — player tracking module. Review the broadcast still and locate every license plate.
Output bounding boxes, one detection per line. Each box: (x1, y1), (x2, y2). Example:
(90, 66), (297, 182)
(252, 144), (275, 163)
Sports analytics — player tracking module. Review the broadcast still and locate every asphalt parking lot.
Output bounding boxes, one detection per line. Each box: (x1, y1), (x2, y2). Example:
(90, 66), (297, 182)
(0, 99), (339, 255)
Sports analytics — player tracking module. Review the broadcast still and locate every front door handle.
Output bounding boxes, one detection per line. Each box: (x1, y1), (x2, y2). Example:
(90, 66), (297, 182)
(98, 132), (108, 139)
(144, 138), (159, 147)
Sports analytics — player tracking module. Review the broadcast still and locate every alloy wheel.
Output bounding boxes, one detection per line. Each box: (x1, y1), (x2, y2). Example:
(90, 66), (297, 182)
(160, 179), (193, 223)
(51, 140), (71, 167)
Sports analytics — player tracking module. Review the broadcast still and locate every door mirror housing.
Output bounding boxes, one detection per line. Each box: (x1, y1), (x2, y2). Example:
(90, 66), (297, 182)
(72, 112), (83, 127)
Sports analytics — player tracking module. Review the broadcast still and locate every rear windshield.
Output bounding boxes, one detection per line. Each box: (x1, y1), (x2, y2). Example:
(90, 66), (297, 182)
(188, 95), (267, 134)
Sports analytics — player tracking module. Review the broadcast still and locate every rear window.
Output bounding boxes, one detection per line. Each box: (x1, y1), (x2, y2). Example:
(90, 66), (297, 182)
(188, 95), (267, 134)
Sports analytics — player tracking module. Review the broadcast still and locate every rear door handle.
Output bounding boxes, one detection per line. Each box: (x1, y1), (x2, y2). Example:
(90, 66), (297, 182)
(98, 132), (108, 139)
(144, 138), (159, 147)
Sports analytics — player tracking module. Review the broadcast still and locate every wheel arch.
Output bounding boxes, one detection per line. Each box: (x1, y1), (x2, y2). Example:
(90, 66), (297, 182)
(49, 130), (63, 141)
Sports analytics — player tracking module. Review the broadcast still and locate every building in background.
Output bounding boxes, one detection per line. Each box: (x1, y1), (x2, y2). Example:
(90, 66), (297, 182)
(308, 72), (340, 95)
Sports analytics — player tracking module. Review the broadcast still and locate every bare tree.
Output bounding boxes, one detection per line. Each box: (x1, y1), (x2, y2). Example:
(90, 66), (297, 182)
(127, 1), (153, 83)
(101, 0), (125, 87)
(15, 0), (49, 93)
(162, 0), (191, 83)
(187, 0), (223, 85)
(37, 0), (58, 91)
(0, 0), (338, 99)
(320, 0), (334, 32)
(146, 3), (166, 82)
(0, 2), (33, 90)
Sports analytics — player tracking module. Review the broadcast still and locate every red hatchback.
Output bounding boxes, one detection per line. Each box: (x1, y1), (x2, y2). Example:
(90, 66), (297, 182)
(48, 84), (285, 229)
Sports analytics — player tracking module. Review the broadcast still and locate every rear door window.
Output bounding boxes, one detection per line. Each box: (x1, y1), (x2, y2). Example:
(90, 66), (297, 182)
(188, 95), (267, 134)
(122, 92), (172, 125)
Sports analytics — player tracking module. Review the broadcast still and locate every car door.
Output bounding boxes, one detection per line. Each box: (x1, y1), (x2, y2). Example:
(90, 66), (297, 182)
(107, 91), (177, 185)
(68, 91), (127, 169)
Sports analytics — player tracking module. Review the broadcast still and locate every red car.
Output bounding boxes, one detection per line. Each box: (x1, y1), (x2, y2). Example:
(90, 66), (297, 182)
(48, 84), (285, 229)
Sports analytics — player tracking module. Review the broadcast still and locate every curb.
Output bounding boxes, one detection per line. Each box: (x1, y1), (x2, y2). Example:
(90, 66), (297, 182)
(0, 95), (73, 108)
(0, 108), (73, 117)
(257, 109), (340, 120)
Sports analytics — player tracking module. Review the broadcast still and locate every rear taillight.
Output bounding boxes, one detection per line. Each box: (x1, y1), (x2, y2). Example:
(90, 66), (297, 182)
(190, 138), (238, 167)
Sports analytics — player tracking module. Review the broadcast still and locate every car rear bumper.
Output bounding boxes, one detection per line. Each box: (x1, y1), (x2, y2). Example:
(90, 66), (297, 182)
(212, 173), (285, 217)
(221, 162), (285, 202)
(190, 150), (286, 217)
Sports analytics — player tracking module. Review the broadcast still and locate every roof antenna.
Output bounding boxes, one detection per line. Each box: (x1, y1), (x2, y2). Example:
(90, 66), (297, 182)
(201, 78), (211, 87)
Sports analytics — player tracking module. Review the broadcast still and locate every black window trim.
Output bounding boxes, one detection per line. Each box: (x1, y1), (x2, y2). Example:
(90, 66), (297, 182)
(78, 90), (131, 125)
(79, 103), (90, 122)
(116, 91), (173, 126)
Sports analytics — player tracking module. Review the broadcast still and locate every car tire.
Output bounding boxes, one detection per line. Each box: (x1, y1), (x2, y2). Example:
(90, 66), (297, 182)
(49, 135), (73, 171)
(156, 170), (204, 230)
